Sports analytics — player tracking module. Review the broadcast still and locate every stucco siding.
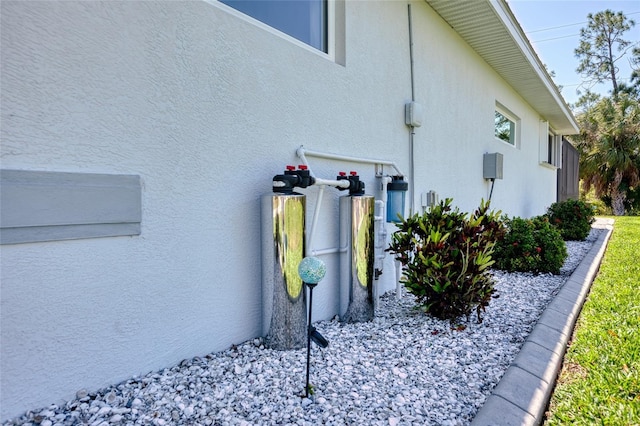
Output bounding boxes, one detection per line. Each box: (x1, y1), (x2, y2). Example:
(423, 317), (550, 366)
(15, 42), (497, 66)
(1, 0), (560, 419)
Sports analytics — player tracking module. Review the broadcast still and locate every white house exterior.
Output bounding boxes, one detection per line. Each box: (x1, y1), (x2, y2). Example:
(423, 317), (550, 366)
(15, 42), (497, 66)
(0, 0), (578, 420)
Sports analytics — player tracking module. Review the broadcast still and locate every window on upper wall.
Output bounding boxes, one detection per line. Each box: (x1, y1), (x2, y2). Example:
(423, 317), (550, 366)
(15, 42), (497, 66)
(494, 104), (519, 147)
(220, 0), (327, 53)
(547, 134), (563, 168)
(539, 120), (562, 168)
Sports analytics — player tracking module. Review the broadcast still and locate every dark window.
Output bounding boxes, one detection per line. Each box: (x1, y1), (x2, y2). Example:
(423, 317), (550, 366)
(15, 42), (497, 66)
(221, 0), (327, 52)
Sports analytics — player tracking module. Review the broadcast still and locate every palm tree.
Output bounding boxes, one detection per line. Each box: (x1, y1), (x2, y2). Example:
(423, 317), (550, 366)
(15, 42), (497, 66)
(572, 93), (640, 215)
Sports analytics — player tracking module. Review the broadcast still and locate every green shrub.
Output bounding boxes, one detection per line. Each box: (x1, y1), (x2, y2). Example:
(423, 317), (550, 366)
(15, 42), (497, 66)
(546, 199), (595, 241)
(387, 199), (504, 322)
(494, 216), (567, 274)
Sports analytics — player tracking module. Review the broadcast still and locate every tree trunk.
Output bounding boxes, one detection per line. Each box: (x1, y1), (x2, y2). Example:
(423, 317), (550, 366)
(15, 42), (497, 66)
(609, 170), (626, 216)
(611, 189), (626, 216)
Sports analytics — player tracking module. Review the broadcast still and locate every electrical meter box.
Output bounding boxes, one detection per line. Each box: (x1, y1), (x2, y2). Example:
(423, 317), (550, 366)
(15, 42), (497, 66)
(483, 152), (503, 180)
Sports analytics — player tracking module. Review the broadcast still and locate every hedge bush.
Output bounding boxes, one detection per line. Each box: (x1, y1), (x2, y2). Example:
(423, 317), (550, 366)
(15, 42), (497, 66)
(494, 216), (567, 274)
(387, 199), (504, 322)
(546, 199), (595, 241)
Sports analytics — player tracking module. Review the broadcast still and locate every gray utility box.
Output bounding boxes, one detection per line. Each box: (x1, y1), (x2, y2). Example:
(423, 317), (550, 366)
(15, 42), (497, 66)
(483, 152), (504, 180)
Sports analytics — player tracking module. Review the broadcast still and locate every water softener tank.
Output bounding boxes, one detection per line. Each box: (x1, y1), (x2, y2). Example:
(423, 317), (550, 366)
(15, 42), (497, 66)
(261, 191), (307, 350)
(339, 193), (375, 323)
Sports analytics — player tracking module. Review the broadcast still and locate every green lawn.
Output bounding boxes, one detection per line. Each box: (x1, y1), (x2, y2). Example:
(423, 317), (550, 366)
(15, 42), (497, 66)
(545, 216), (640, 425)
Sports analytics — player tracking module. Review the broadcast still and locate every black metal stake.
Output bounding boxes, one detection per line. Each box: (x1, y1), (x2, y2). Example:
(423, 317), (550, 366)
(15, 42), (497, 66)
(305, 282), (316, 398)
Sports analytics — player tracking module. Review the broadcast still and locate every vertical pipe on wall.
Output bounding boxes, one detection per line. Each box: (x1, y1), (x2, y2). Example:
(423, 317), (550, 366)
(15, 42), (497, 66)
(395, 259), (403, 300)
(261, 193), (307, 350)
(307, 185), (325, 254)
(407, 3), (416, 215)
(408, 4), (415, 102)
(373, 199), (387, 307)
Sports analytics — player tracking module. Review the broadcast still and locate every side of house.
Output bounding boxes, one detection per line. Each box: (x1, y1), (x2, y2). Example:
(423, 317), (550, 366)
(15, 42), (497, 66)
(0, 0), (578, 420)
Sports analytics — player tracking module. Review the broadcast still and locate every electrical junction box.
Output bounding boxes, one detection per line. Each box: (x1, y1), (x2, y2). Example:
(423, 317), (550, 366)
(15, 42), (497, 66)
(405, 101), (423, 127)
(483, 152), (503, 180)
(421, 190), (438, 208)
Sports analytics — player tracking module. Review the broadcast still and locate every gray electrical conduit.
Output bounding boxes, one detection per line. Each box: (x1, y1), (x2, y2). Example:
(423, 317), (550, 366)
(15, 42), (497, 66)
(407, 3), (416, 215)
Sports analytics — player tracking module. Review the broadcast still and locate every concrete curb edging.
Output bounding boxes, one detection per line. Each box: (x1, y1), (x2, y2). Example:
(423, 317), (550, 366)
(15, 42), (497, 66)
(471, 219), (615, 426)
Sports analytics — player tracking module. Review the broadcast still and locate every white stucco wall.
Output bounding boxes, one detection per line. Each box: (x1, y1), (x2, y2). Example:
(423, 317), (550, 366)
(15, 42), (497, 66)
(0, 0), (560, 419)
(408, 4), (557, 218)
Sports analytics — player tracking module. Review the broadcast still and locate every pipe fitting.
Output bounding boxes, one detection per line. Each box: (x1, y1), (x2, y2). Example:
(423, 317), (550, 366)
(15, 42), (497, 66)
(272, 165), (317, 193)
(336, 171), (365, 196)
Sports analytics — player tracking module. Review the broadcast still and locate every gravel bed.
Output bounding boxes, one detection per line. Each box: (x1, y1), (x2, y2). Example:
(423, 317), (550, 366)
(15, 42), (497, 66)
(4, 229), (602, 426)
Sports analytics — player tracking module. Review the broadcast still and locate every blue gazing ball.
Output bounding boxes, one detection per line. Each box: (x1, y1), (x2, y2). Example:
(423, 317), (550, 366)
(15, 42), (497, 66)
(298, 256), (326, 284)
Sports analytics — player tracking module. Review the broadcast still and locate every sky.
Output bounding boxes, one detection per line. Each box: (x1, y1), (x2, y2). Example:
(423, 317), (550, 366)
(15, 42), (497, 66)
(507, 0), (640, 107)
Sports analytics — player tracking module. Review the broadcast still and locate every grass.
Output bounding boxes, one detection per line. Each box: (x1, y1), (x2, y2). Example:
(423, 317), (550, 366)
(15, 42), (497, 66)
(545, 216), (640, 425)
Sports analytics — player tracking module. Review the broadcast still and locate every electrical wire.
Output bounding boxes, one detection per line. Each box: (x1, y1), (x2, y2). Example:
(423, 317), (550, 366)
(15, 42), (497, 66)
(489, 178), (496, 202)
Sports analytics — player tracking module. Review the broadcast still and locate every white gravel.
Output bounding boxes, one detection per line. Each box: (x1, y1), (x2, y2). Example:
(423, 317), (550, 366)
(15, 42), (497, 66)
(3, 229), (601, 426)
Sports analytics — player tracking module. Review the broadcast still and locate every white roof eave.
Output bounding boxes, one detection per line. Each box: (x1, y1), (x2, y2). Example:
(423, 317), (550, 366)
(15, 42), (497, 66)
(425, 0), (580, 135)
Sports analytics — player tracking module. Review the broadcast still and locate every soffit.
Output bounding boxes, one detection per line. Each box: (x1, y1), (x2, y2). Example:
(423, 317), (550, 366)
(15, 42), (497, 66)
(425, 0), (579, 134)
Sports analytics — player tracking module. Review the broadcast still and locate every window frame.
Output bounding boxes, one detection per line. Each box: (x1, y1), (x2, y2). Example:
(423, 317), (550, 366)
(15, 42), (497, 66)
(215, 0), (335, 58)
(539, 120), (562, 169)
(548, 134), (563, 168)
(494, 103), (520, 148)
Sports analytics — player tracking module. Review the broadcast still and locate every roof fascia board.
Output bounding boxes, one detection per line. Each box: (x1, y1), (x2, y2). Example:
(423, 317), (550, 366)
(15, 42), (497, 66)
(489, 0), (579, 133)
(424, 0), (580, 134)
